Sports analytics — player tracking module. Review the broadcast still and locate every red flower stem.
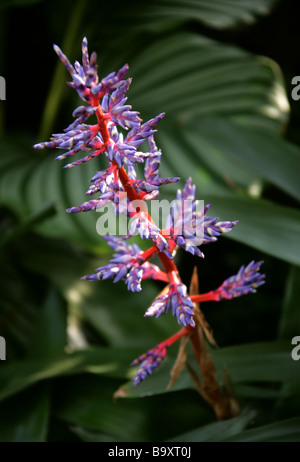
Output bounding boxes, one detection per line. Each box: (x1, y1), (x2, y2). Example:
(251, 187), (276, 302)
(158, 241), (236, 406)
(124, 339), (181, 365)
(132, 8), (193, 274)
(118, 165), (144, 202)
(191, 292), (219, 303)
(158, 325), (195, 349)
(142, 271), (169, 283)
(140, 245), (159, 261)
(95, 105), (181, 282)
(158, 251), (178, 276)
(95, 106), (111, 145)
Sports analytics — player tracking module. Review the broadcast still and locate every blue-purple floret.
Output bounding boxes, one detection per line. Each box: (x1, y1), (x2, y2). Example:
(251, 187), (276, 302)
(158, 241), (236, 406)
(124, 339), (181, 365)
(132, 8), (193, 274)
(87, 167), (116, 195)
(34, 37), (169, 187)
(34, 123), (97, 160)
(101, 80), (141, 129)
(166, 178), (238, 258)
(81, 235), (160, 293)
(145, 283), (195, 328)
(82, 236), (140, 288)
(108, 114), (166, 167)
(53, 37), (128, 104)
(216, 260), (265, 300)
(131, 345), (168, 386)
(126, 266), (145, 292)
(131, 136), (180, 195)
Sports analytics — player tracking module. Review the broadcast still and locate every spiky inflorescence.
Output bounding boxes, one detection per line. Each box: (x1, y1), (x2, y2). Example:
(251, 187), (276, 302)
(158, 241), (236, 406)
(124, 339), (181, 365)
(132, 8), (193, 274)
(81, 235), (163, 293)
(34, 38), (265, 386)
(131, 345), (168, 386)
(165, 178), (238, 258)
(145, 283), (196, 327)
(215, 260), (265, 300)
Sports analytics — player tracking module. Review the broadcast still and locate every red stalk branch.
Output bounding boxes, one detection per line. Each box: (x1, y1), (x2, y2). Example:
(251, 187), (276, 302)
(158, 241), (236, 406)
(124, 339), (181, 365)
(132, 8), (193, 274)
(191, 292), (219, 303)
(94, 104), (182, 282)
(158, 325), (195, 349)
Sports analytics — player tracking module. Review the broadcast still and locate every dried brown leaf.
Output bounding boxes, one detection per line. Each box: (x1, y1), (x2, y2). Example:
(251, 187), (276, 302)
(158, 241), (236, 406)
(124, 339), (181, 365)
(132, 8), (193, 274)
(194, 307), (218, 348)
(189, 267), (218, 347)
(167, 335), (189, 390)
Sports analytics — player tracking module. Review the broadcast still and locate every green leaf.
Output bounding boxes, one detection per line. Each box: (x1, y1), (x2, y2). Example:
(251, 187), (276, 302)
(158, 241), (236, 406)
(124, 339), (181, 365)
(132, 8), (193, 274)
(0, 201), (56, 247)
(118, 341), (300, 398)
(0, 347), (139, 402)
(130, 33), (287, 128)
(54, 375), (151, 442)
(213, 341), (300, 383)
(117, 0), (278, 31)
(160, 190), (300, 266)
(184, 119), (300, 201)
(53, 374), (211, 442)
(3, 341), (295, 405)
(26, 288), (67, 359)
(168, 408), (257, 442)
(0, 383), (50, 442)
(70, 425), (117, 442)
(126, 32), (295, 206)
(0, 139), (106, 249)
(223, 416), (300, 442)
(0, 246), (45, 358)
(277, 267), (300, 418)
(14, 233), (177, 347)
(206, 196), (300, 266)
(279, 266), (300, 339)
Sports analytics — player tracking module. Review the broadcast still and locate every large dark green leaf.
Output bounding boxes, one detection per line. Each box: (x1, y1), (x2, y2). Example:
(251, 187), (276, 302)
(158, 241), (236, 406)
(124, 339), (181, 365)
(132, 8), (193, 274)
(26, 288), (67, 359)
(170, 414), (300, 442)
(168, 408), (257, 442)
(183, 119), (300, 201)
(14, 233), (177, 348)
(213, 341), (300, 383)
(118, 341), (300, 398)
(3, 341), (296, 405)
(277, 266), (300, 418)
(118, 0), (279, 31)
(223, 416), (300, 442)
(279, 266), (300, 339)
(0, 347), (138, 402)
(0, 139), (106, 248)
(159, 190), (300, 266)
(205, 196), (300, 266)
(0, 244), (45, 359)
(53, 374), (211, 442)
(0, 383), (50, 442)
(129, 33), (287, 128)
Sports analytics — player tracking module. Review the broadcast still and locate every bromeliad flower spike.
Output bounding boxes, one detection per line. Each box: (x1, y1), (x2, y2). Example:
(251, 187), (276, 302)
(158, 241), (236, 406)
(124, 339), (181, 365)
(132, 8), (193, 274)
(34, 38), (265, 420)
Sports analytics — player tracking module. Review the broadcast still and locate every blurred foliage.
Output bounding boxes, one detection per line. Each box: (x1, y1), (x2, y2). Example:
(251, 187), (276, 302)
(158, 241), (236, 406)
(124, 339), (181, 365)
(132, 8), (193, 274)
(0, 0), (300, 442)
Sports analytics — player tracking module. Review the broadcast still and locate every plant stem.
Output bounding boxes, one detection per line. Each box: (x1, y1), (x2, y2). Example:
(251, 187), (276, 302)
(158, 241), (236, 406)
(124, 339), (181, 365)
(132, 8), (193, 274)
(191, 292), (219, 303)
